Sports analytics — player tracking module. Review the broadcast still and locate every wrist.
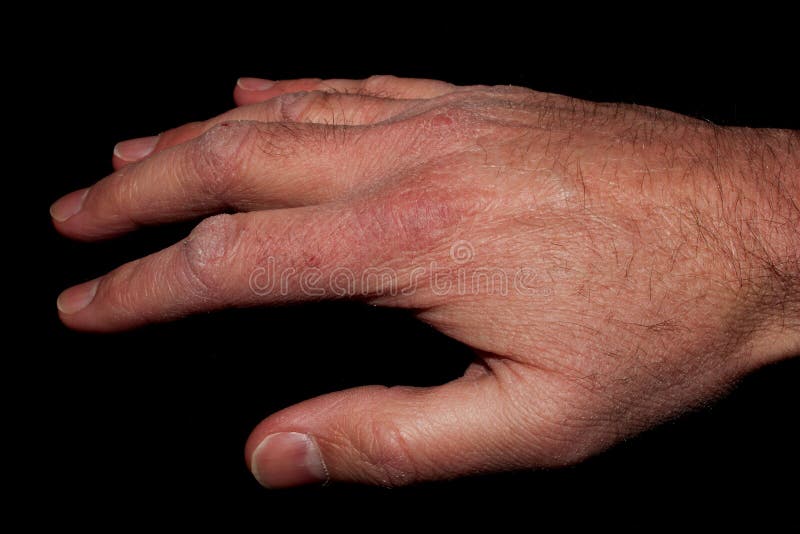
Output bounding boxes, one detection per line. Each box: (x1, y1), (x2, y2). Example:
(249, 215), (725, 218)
(718, 127), (800, 367)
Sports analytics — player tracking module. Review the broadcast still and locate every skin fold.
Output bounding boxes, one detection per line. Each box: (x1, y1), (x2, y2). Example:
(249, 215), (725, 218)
(52, 75), (799, 488)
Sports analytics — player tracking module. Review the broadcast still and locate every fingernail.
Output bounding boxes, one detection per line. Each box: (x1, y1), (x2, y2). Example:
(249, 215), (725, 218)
(57, 278), (100, 314)
(50, 188), (90, 222)
(250, 432), (328, 489)
(113, 135), (159, 162)
(237, 77), (275, 91)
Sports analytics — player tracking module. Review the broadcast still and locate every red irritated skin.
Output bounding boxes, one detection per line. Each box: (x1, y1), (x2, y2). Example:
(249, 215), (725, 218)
(52, 76), (800, 488)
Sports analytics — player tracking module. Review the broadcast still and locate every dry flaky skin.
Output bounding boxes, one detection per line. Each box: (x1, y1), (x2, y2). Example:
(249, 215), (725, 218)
(53, 76), (799, 487)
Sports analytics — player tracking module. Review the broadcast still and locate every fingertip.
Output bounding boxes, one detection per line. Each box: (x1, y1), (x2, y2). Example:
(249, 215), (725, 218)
(50, 188), (90, 223)
(236, 77), (275, 91)
(113, 135), (159, 163)
(234, 78), (276, 107)
(57, 278), (101, 315)
(56, 281), (116, 333)
(233, 87), (269, 107)
(249, 432), (329, 489)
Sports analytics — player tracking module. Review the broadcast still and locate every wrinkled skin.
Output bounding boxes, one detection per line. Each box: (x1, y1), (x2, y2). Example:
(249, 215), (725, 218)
(53, 76), (799, 488)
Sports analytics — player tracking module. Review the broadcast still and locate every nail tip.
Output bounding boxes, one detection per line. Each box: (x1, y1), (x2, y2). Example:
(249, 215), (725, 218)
(237, 77), (275, 91)
(249, 437), (273, 489)
(56, 278), (100, 315)
(50, 188), (89, 223)
(250, 432), (326, 489)
(56, 294), (76, 315)
(49, 204), (68, 223)
(114, 136), (158, 162)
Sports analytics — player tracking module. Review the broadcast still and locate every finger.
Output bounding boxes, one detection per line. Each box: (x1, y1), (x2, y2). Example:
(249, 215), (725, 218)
(111, 91), (421, 169)
(144, 92), (421, 158)
(234, 75), (456, 106)
(244, 370), (563, 488)
(54, 120), (388, 240)
(112, 76), (453, 170)
(56, 203), (378, 331)
(56, 167), (470, 332)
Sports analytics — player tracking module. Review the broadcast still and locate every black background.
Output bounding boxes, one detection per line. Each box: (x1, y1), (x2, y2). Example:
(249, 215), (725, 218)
(22, 15), (798, 524)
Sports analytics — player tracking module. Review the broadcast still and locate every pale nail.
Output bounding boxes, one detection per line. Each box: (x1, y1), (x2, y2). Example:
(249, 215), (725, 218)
(57, 278), (100, 315)
(237, 77), (275, 91)
(250, 432), (328, 489)
(50, 188), (90, 222)
(113, 135), (159, 162)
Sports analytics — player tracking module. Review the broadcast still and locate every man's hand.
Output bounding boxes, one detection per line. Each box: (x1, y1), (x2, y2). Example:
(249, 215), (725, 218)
(52, 76), (799, 488)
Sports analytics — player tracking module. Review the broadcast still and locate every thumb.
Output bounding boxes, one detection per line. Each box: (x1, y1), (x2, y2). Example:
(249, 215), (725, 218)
(244, 372), (556, 488)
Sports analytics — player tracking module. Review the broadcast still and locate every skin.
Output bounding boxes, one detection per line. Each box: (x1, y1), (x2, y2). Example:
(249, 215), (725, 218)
(52, 75), (799, 488)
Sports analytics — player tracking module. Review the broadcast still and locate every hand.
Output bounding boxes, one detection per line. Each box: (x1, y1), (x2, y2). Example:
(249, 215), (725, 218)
(52, 75), (799, 488)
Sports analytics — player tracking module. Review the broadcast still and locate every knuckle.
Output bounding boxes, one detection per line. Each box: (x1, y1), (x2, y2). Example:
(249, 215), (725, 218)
(352, 414), (421, 487)
(192, 121), (259, 198)
(182, 214), (242, 294)
(251, 119), (322, 160)
(279, 91), (384, 125)
(361, 75), (399, 96)
(416, 97), (481, 128)
(423, 90), (529, 125)
(276, 90), (330, 123)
